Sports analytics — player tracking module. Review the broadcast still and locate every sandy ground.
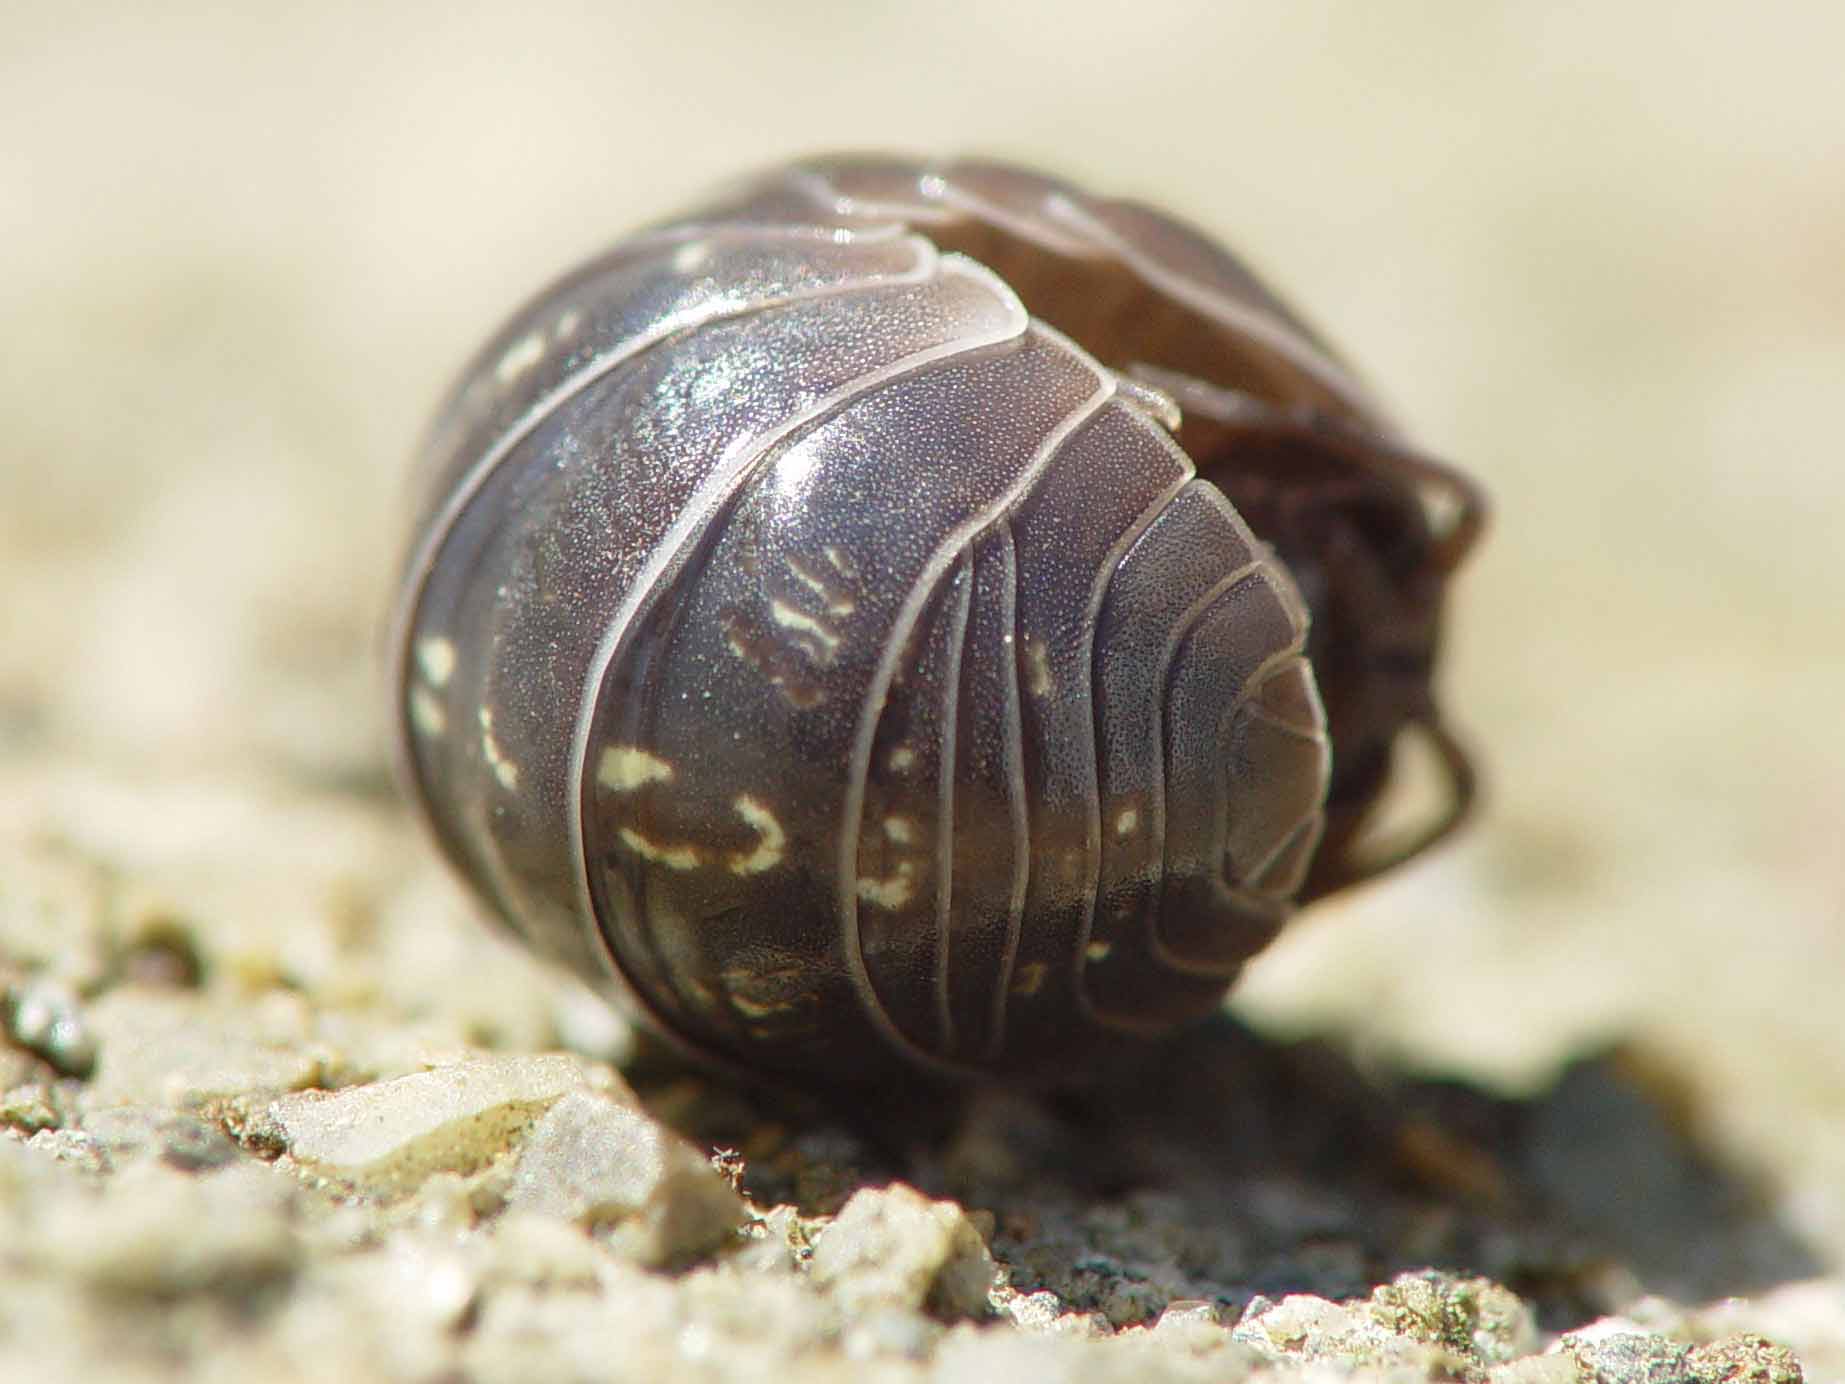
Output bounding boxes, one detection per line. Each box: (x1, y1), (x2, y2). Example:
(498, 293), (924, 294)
(3, 3), (1843, 1379)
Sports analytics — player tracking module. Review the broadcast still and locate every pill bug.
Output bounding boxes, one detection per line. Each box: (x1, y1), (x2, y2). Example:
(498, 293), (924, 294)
(389, 154), (1484, 1085)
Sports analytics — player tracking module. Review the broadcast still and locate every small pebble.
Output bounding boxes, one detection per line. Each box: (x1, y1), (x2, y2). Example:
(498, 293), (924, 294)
(80, 1106), (240, 1172)
(268, 1053), (592, 1196)
(504, 1089), (746, 1267)
(1562, 1325), (1805, 1384)
(810, 1183), (998, 1321)
(3, 979), (98, 1079)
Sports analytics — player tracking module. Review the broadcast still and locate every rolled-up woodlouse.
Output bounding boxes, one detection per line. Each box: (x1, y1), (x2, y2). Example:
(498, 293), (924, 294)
(389, 154), (1485, 1084)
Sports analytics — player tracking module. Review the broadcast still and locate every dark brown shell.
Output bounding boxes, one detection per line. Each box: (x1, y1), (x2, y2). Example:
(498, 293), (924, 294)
(389, 154), (1484, 1084)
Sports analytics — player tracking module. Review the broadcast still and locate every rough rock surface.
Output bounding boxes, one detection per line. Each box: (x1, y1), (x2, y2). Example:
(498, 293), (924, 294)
(0, 795), (1834, 1379)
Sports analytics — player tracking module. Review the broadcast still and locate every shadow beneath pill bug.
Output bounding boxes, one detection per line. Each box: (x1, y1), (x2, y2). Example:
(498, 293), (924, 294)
(629, 1014), (1821, 1328)
(1040, 1018), (1821, 1318)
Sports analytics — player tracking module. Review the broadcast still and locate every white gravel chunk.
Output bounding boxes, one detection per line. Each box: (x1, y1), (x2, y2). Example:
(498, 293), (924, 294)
(505, 1089), (745, 1266)
(810, 1183), (998, 1320)
(267, 1054), (591, 1196)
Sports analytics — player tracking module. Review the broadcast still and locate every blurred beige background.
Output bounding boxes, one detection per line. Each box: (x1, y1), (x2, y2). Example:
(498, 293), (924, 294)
(4, 2), (1842, 1256)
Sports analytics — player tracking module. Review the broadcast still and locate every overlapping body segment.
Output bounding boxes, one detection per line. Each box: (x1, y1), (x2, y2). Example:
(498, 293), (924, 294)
(390, 155), (1482, 1083)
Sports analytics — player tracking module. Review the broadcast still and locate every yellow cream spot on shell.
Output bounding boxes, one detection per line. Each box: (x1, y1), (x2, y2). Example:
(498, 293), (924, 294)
(785, 554), (856, 615)
(1010, 962), (1047, 997)
(617, 828), (701, 870)
(671, 240), (713, 274)
(882, 816), (916, 846)
(478, 705), (519, 791)
(415, 636), (456, 688)
(553, 308), (582, 340)
(494, 331), (545, 384)
(1023, 637), (1053, 697)
(1084, 940), (1113, 963)
(887, 746), (917, 773)
(769, 598), (840, 656)
(722, 963), (813, 1025)
(856, 861), (916, 909)
(728, 795), (786, 875)
(409, 685), (446, 737)
(1115, 808), (1140, 837)
(597, 745), (676, 792)
(730, 992), (791, 1020)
